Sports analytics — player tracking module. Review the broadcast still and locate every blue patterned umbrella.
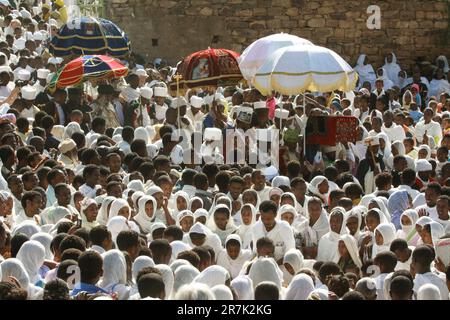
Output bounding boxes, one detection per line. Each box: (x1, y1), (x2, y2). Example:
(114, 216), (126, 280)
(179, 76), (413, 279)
(50, 17), (131, 58)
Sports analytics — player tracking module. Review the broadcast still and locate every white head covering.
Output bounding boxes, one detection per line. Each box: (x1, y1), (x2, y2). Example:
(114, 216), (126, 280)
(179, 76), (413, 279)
(107, 216), (131, 243)
(212, 284), (233, 300)
(217, 234), (253, 279)
(248, 257), (282, 290)
(194, 208), (209, 221)
(369, 198), (391, 223)
(230, 275), (254, 300)
(193, 265), (230, 288)
(133, 195), (157, 234)
(96, 196), (116, 226)
(132, 256), (155, 284)
(0, 258), (43, 299)
(173, 264), (200, 297)
(63, 122), (83, 140)
(307, 288), (330, 300)
(271, 176), (290, 188)
(170, 240), (192, 262)
(373, 223), (396, 256)
(417, 283), (442, 300)
(11, 221), (41, 238)
(339, 234), (363, 268)
(426, 222), (445, 245)
(155, 264), (174, 299)
(188, 197), (204, 212)
(109, 199), (131, 221)
(285, 274), (315, 300)
(172, 191), (190, 216)
(16, 240), (45, 285)
(30, 232), (54, 260)
(206, 204), (236, 234)
(100, 249), (127, 288)
(134, 127), (150, 145)
(169, 259), (191, 273)
(190, 96), (203, 109)
(307, 176), (329, 202)
(398, 209), (419, 242)
(415, 159), (432, 172)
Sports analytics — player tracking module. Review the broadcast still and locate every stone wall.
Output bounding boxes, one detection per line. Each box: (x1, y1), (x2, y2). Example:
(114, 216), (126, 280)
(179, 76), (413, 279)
(107, 0), (450, 70)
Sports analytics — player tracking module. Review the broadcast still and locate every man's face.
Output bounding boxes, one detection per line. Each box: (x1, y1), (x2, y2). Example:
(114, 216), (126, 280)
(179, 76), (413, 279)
(252, 172), (266, 190)
(108, 155), (122, 173)
(9, 178), (23, 195)
(383, 113), (393, 126)
(291, 182), (307, 200)
(424, 110), (433, 122)
(387, 53), (393, 63)
(375, 81), (383, 91)
(56, 186), (71, 206)
(24, 174), (39, 191)
(260, 211), (275, 229)
(229, 182), (243, 200)
(27, 195), (42, 215)
(425, 188), (439, 207)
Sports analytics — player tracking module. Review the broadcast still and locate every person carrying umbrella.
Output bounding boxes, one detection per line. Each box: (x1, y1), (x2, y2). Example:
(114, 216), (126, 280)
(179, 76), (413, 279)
(90, 84), (120, 129)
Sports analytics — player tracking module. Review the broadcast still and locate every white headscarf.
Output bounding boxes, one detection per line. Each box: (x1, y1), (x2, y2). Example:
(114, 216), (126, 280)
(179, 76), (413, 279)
(193, 265), (231, 288)
(307, 288), (329, 300)
(176, 210), (195, 230)
(285, 274), (315, 300)
(383, 52), (401, 83)
(417, 283), (442, 300)
(133, 195), (157, 234)
(347, 206), (366, 240)
(397, 209), (419, 243)
(109, 199), (131, 221)
(131, 191), (145, 210)
(340, 234), (363, 268)
(96, 196), (116, 226)
(107, 216), (131, 243)
(417, 144), (432, 160)
(16, 240), (45, 285)
(236, 204), (257, 248)
(155, 264), (174, 299)
(128, 180), (146, 193)
(173, 264), (200, 297)
(373, 223), (396, 256)
(11, 221), (41, 238)
(170, 240), (192, 261)
(307, 176), (329, 204)
(206, 204), (237, 245)
(436, 55), (450, 73)
(425, 222), (445, 245)
(188, 197), (204, 212)
(271, 176), (290, 188)
(301, 197), (330, 244)
(30, 232), (53, 260)
(354, 54), (376, 88)
(279, 192), (303, 215)
(231, 275), (254, 300)
(316, 207), (347, 263)
(80, 198), (99, 231)
(0, 258), (42, 300)
(63, 122), (83, 140)
(217, 234), (253, 279)
(169, 259), (191, 273)
(131, 256), (155, 291)
(248, 257), (282, 290)
(282, 248), (304, 285)
(369, 198), (391, 223)
(99, 249), (129, 300)
(134, 127), (151, 144)
(212, 284), (233, 300)
(172, 191), (190, 217)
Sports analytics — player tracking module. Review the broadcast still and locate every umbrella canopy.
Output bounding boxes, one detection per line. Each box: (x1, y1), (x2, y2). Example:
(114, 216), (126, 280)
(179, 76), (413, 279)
(253, 45), (358, 95)
(48, 55), (128, 90)
(169, 48), (243, 91)
(238, 33), (313, 82)
(50, 17), (131, 58)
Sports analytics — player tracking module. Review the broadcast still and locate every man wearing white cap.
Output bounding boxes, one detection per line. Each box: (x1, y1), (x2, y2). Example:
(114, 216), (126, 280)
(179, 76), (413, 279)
(414, 159), (433, 190)
(15, 68), (31, 84)
(34, 68), (50, 94)
(19, 85), (39, 119)
(120, 74), (141, 103)
(57, 138), (79, 170)
(134, 86), (153, 127)
(201, 128), (224, 165)
(253, 100), (270, 128)
(186, 95), (205, 132)
(134, 69), (148, 87)
(151, 85), (169, 124)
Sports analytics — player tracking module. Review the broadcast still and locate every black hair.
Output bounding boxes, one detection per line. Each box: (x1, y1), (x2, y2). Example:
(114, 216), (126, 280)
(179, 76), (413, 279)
(342, 291), (365, 300)
(10, 233), (29, 258)
(401, 169), (416, 185)
(181, 169), (197, 185)
(215, 171), (230, 191)
(122, 126), (134, 141)
(254, 282), (279, 300)
(193, 172), (208, 189)
(89, 225), (111, 247)
(191, 246), (211, 265)
(259, 200), (278, 216)
(374, 251), (398, 272)
(255, 237), (274, 250)
(229, 175), (244, 185)
(426, 182), (442, 195)
(202, 163), (219, 178)
(20, 190), (41, 210)
(77, 251), (103, 283)
(328, 275), (350, 298)
(412, 245), (435, 266)
(50, 233), (68, 255)
(318, 262), (342, 283)
(43, 279), (70, 300)
(73, 228), (90, 247)
(177, 250), (200, 269)
(0, 145), (14, 164)
(82, 164), (99, 179)
(59, 235), (86, 253)
(138, 273), (165, 299)
(149, 239), (172, 263)
(163, 225), (184, 241)
(390, 238), (408, 252)
(60, 249), (82, 262)
(345, 183), (364, 199)
(91, 117), (106, 132)
(116, 230), (140, 251)
(389, 276), (413, 299)
(57, 221), (74, 234)
(286, 160), (301, 178)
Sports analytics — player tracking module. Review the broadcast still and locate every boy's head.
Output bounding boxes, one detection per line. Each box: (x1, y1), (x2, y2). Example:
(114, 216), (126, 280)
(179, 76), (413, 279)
(318, 262), (341, 284)
(138, 273), (165, 300)
(411, 245), (435, 275)
(77, 251), (103, 284)
(256, 237), (274, 258)
(389, 276), (413, 300)
(149, 239), (172, 265)
(89, 225), (113, 251)
(374, 251), (397, 274)
(389, 239), (411, 263)
(254, 281), (279, 300)
(191, 246), (211, 271)
(116, 230), (140, 261)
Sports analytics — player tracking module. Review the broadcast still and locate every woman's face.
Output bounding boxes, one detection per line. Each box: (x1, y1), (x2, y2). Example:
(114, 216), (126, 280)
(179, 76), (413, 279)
(391, 145), (399, 156)
(153, 192), (163, 208)
(260, 211), (276, 229)
(330, 213), (343, 234)
(421, 229), (433, 245)
(401, 215), (412, 226)
(280, 197), (294, 207)
(145, 200), (154, 218)
(180, 216), (194, 233)
(368, 202), (379, 211)
(270, 194), (281, 205)
(84, 204), (98, 222)
(226, 243), (240, 260)
(214, 212), (229, 230)
(0, 197), (13, 216)
(241, 207), (253, 225)
(176, 196), (187, 211)
(418, 149), (428, 159)
(281, 212), (295, 225)
(338, 240), (349, 258)
(379, 138), (386, 150)
(365, 214), (380, 232)
(308, 202), (322, 223)
(318, 180), (329, 194)
(242, 192), (257, 206)
(118, 206), (130, 219)
(190, 200), (202, 213)
(346, 216), (359, 235)
(195, 216), (207, 225)
(375, 230), (384, 246)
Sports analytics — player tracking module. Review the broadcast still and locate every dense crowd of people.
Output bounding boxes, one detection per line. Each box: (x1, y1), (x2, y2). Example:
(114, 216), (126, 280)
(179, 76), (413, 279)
(0, 0), (449, 301)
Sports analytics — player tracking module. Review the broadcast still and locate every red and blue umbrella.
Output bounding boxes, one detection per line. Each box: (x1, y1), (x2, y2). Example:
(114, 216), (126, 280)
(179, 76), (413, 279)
(50, 17), (131, 58)
(48, 55), (129, 90)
